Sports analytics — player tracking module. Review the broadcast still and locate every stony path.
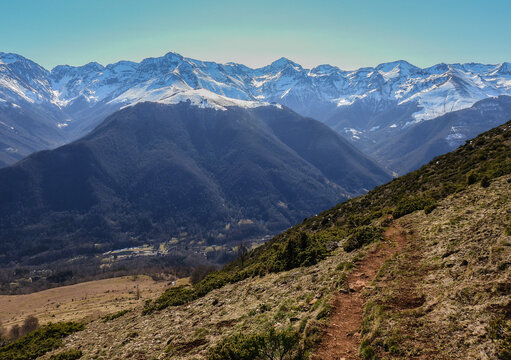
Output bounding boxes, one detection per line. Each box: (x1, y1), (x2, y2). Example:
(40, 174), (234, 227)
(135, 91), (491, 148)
(312, 224), (407, 360)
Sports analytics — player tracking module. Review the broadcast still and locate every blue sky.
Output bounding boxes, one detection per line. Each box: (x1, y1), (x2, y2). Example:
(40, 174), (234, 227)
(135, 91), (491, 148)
(1, 0), (510, 70)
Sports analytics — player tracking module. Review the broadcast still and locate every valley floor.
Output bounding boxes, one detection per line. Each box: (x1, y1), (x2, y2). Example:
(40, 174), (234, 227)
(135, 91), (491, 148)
(0, 275), (169, 332)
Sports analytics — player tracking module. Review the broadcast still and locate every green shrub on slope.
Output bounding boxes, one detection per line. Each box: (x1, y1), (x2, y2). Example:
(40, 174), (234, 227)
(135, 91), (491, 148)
(0, 322), (84, 360)
(208, 327), (303, 360)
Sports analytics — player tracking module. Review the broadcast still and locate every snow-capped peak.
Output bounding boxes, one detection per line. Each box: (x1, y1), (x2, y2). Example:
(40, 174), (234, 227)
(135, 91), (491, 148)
(1, 51), (511, 130)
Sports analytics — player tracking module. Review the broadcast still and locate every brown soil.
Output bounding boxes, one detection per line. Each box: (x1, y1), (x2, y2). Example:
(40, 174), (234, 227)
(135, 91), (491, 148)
(312, 224), (407, 360)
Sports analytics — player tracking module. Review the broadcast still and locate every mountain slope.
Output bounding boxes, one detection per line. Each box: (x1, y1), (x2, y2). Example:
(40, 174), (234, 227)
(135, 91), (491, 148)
(369, 95), (511, 173)
(0, 102), (391, 266)
(30, 116), (511, 360)
(2, 51), (511, 167)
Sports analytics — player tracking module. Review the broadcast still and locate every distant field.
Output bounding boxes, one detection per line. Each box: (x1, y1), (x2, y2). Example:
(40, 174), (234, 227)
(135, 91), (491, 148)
(0, 275), (180, 331)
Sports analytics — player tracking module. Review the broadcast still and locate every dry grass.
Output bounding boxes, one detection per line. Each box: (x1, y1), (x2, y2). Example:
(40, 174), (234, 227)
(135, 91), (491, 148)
(361, 175), (511, 359)
(0, 275), (169, 332)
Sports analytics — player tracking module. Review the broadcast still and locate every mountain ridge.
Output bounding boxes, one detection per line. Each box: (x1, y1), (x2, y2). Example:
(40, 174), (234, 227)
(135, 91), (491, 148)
(0, 52), (511, 170)
(0, 102), (391, 268)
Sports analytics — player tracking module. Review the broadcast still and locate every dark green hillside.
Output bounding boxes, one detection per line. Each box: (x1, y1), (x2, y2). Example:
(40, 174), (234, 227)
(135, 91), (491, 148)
(0, 102), (390, 269)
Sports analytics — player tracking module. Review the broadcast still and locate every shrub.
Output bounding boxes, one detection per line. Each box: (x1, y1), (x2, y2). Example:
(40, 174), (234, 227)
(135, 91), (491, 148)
(8, 325), (20, 340)
(102, 309), (130, 322)
(481, 175), (491, 188)
(0, 322), (84, 360)
(393, 197), (435, 219)
(144, 286), (196, 313)
(271, 232), (328, 272)
(49, 349), (82, 360)
(466, 171), (478, 185)
(343, 226), (383, 252)
(360, 343), (374, 360)
(424, 203), (437, 214)
(208, 328), (303, 360)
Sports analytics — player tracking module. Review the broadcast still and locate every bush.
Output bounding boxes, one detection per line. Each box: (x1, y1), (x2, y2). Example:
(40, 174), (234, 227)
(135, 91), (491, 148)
(343, 226), (383, 252)
(360, 343), (374, 360)
(144, 286), (196, 313)
(208, 328), (303, 360)
(424, 203), (437, 214)
(466, 171), (478, 185)
(0, 322), (84, 360)
(49, 349), (82, 360)
(20, 316), (39, 338)
(393, 197), (435, 219)
(271, 232), (328, 272)
(481, 175), (491, 188)
(102, 309), (130, 322)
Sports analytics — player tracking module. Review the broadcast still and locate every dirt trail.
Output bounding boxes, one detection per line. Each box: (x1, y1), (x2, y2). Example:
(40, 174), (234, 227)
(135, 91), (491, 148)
(312, 224), (407, 360)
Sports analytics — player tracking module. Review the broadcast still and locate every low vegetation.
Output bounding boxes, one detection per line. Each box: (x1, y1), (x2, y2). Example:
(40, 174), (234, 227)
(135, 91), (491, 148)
(101, 309), (130, 323)
(0, 322), (84, 360)
(208, 327), (303, 360)
(342, 226), (383, 252)
(49, 349), (82, 360)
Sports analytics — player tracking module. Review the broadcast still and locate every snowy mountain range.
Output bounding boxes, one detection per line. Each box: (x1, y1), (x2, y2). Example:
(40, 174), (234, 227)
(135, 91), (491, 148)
(2, 51), (511, 168)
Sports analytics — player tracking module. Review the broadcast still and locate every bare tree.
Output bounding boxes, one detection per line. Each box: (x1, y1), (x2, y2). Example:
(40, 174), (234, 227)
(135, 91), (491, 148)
(0, 320), (6, 341)
(190, 265), (217, 285)
(20, 315), (39, 336)
(9, 324), (20, 340)
(237, 243), (248, 266)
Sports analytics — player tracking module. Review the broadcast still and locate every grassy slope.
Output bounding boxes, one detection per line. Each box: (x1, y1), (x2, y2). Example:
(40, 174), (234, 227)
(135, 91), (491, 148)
(361, 176), (511, 359)
(41, 120), (511, 359)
